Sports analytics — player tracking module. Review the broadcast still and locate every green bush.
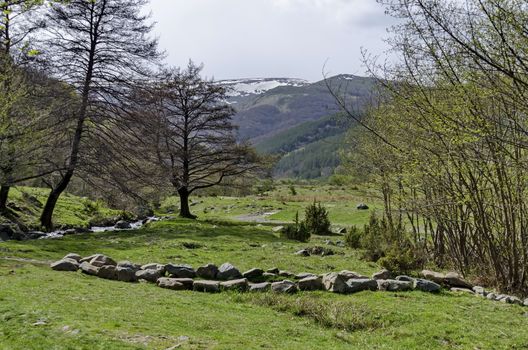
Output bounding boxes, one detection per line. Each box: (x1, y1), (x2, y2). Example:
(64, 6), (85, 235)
(344, 225), (362, 249)
(304, 200), (331, 236)
(281, 212), (311, 242)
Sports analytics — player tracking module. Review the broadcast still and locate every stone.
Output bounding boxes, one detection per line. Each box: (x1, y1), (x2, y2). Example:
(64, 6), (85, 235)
(523, 298), (528, 307)
(193, 280), (220, 293)
(307, 246), (334, 256)
(168, 278), (194, 290)
(262, 272), (277, 279)
(322, 272), (349, 293)
(79, 262), (100, 276)
(396, 275), (415, 282)
(117, 261), (141, 271)
(356, 203), (369, 210)
(372, 269), (392, 280)
(98, 265), (117, 280)
(220, 278), (249, 292)
(346, 279), (379, 293)
(339, 270), (365, 280)
(217, 263), (242, 280)
(278, 270), (295, 278)
(80, 254), (98, 263)
(50, 259), (79, 272)
(63, 253), (82, 262)
(272, 226), (284, 233)
(450, 287), (475, 294)
(510, 296), (523, 306)
(116, 267), (137, 282)
(413, 279), (441, 293)
(486, 293), (497, 301)
(444, 272), (473, 289)
(196, 264), (219, 279)
(243, 268), (264, 280)
(89, 254), (117, 267)
(296, 272), (317, 280)
(115, 220), (132, 229)
(135, 269), (162, 283)
(377, 279), (413, 292)
(249, 282), (271, 292)
(141, 263), (166, 274)
(294, 249), (310, 257)
(271, 280), (298, 294)
(0, 223), (24, 241)
(166, 264), (196, 278)
(472, 286), (487, 296)
(63, 229), (77, 236)
(157, 278), (187, 291)
(267, 267), (280, 274)
(298, 276), (323, 291)
(421, 270), (445, 284)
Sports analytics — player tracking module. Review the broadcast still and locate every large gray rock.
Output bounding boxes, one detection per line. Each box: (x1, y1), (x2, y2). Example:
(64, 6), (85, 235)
(98, 265), (117, 280)
(50, 259), (79, 272)
(267, 267), (280, 274)
(372, 269), (392, 280)
(135, 269), (162, 282)
(243, 268), (264, 280)
(298, 276), (323, 291)
(421, 270), (445, 284)
(89, 254), (117, 267)
(220, 278), (249, 292)
(339, 270), (366, 280)
(167, 278), (194, 290)
(117, 261), (141, 271)
(196, 264), (219, 279)
(377, 279), (413, 292)
(249, 282), (271, 292)
(294, 249), (310, 257)
(262, 272), (277, 279)
(217, 263), (242, 280)
(141, 263), (166, 274)
(295, 272), (317, 280)
(444, 272), (473, 289)
(396, 275), (415, 282)
(116, 267), (137, 282)
(345, 279), (379, 293)
(322, 273), (349, 293)
(523, 298), (528, 307)
(63, 253), (82, 262)
(486, 293), (497, 300)
(79, 261), (100, 276)
(193, 280), (220, 293)
(271, 280), (298, 294)
(414, 278), (441, 293)
(157, 277), (188, 291)
(166, 264), (196, 278)
(278, 270), (295, 278)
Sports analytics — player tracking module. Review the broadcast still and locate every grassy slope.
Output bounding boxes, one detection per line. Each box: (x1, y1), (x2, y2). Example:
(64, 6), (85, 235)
(1, 218), (528, 349)
(4, 187), (121, 229)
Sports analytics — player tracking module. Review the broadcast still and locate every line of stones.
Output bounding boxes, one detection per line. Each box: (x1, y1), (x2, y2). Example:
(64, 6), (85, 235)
(49, 253), (527, 303)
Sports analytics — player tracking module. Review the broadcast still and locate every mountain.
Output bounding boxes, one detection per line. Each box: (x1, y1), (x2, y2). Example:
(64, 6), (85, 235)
(219, 74), (378, 179)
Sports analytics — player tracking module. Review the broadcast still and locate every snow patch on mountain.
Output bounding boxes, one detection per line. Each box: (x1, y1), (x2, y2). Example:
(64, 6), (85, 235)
(219, 78), (309, 97)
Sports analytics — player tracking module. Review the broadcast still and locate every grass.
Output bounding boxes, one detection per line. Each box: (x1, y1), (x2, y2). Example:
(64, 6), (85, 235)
(1, 185), (527, 349)
(3, 186), (121, 229)
(161, 184), (382, 227)
(2, 216), (528, 349)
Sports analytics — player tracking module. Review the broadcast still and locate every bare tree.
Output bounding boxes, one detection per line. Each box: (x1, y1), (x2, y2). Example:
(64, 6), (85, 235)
(133, 62), (262, 218)
(37, 0), (161, 229)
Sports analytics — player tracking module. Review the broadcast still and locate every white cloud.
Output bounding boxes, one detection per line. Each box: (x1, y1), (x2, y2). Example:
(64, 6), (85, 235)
(146, 0), (394, 81)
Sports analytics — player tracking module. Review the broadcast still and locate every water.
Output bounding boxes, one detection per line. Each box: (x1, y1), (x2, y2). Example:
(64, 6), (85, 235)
(39, 216), (160, 239)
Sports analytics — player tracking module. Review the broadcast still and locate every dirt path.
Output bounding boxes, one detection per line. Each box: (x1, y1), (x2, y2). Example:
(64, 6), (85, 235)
(234, 211), (285, 223)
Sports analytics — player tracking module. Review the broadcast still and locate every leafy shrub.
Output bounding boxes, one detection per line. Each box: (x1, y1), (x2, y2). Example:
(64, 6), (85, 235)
(304, 200), (331, 236)
(289, 185), (297, 196)
(358, 212), (424, 273)
(281, 212), (310, 242)
(344, 225), (362, 249)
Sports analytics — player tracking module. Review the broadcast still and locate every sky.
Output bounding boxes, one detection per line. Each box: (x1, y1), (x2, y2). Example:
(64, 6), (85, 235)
(146, 0), (396, 82)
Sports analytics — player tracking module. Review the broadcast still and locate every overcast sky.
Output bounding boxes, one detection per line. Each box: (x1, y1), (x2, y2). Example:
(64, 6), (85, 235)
(146, 0), (395, 82)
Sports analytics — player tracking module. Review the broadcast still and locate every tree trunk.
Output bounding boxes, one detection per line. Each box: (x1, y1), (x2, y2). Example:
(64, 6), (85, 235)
(178, 187), (196, 219)
(0, 185), (10, 212)
(40, 170), (73, 230)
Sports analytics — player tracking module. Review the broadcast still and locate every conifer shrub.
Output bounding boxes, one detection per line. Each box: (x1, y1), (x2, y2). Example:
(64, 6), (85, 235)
(304, 200), (331, 236)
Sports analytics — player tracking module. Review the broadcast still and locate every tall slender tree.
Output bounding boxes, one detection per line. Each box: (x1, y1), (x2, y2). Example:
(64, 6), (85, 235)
(38, 0), (161, 229)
